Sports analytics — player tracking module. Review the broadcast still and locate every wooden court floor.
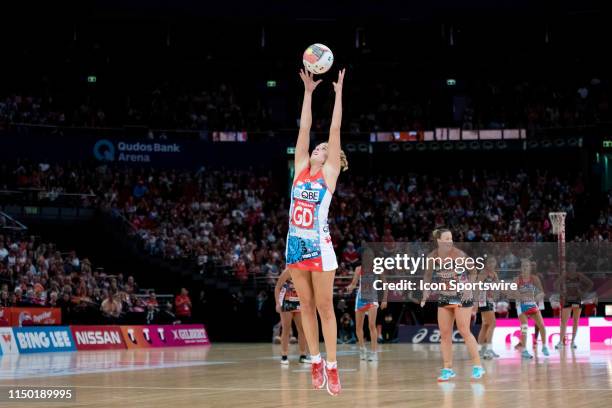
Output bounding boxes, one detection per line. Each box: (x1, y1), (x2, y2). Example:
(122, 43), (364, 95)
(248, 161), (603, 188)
(1, 343), (611, 407)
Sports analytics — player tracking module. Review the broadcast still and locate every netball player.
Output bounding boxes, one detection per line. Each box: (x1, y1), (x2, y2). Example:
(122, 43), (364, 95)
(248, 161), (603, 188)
(286, 68), (347, 396)
(554, 261), (593, 350)
(274, 268), (310, 364)
(421, 229), (485, 381)
(512, 259), (550, 359)
(347, 265), (388, 362)
(476, 256), (500, 359)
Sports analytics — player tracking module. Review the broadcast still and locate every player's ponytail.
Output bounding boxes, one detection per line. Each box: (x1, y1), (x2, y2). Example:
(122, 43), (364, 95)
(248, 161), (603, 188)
(432, 228), (451, 242)
(340, 150), (349, 172)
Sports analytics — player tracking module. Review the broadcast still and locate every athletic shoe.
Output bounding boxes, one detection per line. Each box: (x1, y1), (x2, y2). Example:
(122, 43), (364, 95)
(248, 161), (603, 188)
(489, 349), (500, 358)
(478, 348), (485, 358)
(359, 347), (368, 361)
(437, 368), (456, 382)
(555, 341), (563, 350)
(367, 351), (378, 362)
(471, 366), (486, 380)
(299, 355), (311, 364)
(571, 342), (577, 349)
(483, 349), (495, 360)
(325, 365), (341, 396)
(521, 350), (533, 359)
(281, 355), (289, 365)
(542, 346), (550, 356)
(311, 359), (326, 389)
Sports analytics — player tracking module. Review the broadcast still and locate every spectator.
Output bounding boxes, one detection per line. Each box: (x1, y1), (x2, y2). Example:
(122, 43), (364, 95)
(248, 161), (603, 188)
(175, 288), (192, 323)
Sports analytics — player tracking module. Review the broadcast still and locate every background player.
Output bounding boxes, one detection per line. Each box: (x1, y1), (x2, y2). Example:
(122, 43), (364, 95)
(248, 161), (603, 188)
(275, 268), (310, 364)
(347, 265), (388, 361)
(512, 259), (550, 359)
(554, 261), (593, 349)
(421, 229), (485, 381)
(476, 256), (500, 359)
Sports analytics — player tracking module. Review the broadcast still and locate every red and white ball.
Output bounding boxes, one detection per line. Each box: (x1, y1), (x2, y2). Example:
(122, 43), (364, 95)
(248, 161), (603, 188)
(302, 43), (334, 74)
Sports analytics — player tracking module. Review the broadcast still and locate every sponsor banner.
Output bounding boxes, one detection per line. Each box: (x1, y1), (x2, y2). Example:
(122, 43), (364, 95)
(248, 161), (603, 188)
(12, 326), (77, 354)
(120, 326), (155, 349)
(152, 324), (210, 347)
(0, 327), (19, 355)
(8, 307), (62, 327)
(71, 326), (127, 350)
(493, 318), (591, 349)
(399, 325), (480, 344)
(587, 317), (612, 346)
(120, 325), (210, 348)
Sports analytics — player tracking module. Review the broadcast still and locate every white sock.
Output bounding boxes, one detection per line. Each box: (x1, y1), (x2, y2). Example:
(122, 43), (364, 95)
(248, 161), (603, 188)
(326, 360), (337, 369)
(311, 353), (321, 364)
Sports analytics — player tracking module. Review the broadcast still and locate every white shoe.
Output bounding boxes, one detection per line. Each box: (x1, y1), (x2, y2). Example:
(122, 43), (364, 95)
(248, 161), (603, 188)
(360, 348), (368, 361)
(367, 351), (378, 362)
(280, 356), (289, 365)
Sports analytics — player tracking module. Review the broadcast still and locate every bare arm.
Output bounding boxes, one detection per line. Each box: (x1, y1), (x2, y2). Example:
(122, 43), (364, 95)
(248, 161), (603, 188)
(274, 268), (292, 304)
(323, 69), (345, 192)
(295, 70), (322, 179)
(420, 250), (435, 306)
(347, 265), (360, 292)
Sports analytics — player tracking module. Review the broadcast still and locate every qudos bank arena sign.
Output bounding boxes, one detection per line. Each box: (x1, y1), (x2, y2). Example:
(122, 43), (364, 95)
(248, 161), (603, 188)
(93, 139), (182, 163)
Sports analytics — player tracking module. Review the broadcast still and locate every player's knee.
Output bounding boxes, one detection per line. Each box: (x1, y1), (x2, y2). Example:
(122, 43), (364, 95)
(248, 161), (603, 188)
(520, 323), (528, 335)
(300, 298), (315, 314)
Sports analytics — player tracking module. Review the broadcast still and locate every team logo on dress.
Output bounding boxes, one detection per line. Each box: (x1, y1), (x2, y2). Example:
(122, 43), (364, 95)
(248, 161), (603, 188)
(291, 200), (315, 228)
(294, 188), (320, 202)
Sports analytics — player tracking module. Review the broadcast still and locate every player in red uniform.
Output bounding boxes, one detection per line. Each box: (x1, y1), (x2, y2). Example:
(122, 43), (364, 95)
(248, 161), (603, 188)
(275, 268), (310, 364)
(286, 68), (347, 396)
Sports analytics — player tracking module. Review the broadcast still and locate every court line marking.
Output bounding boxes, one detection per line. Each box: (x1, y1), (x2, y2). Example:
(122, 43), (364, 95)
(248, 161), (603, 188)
(0, 385), (611, 392)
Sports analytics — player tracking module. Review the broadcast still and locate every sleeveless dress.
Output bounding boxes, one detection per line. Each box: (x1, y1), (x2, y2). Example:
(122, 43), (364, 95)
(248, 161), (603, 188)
(285, 167), (338, 272)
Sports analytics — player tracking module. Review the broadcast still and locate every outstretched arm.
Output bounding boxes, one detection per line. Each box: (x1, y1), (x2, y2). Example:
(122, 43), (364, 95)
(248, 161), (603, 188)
(323, 69), (345, 191)
(295, 69), (322, 178)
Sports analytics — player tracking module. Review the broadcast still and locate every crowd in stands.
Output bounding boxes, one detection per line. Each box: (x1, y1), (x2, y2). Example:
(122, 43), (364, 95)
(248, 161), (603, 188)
(0, 231), (194, 326)
(2, 76), (610, 133)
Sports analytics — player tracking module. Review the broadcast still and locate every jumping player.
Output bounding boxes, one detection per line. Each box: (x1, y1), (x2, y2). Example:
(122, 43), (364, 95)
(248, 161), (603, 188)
(476, 256), (500, 359)
(421, 229), (485, 381)
(286, 68), (347, 396)
(274, 268), (310, 364)
(512, 259), (550, 359)
(554, 261), (593, 350)
(347, 265), (388, 362)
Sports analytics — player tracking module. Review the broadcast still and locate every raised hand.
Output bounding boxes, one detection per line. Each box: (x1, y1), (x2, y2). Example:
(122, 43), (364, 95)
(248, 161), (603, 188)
(332, 68), (345, 94)
(299, 69), (322, 93)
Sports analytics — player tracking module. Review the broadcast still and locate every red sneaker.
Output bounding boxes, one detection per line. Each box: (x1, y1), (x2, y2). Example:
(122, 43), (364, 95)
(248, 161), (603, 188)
(325, 364), (341, 396)
(311, 359), (326, 389)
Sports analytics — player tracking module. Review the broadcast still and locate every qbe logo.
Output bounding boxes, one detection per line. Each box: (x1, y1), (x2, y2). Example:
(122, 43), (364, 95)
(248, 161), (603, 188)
(294, 188), (320, 202)
(292, 200), (315, 229)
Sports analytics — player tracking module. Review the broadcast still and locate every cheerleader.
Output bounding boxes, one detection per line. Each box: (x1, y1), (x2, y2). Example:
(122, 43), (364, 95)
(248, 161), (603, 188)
(347, 265), (388, 362)
(275, 268), (310, 364)
(421, 229), (484, 381)
(476, 256), (500, 359)
(554, 261), (593, 349)
(512, 259), (550, 359)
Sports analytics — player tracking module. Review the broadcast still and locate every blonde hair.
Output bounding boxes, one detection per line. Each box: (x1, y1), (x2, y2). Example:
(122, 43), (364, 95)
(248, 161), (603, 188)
(316, 143), (348, 172)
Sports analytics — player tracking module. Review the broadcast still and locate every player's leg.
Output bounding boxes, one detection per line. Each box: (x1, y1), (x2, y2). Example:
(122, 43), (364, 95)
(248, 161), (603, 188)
(570, 306), (582, 348)
(293, 312), (310, 362)
(532, 311), (549, 356)
(279, 311), (292, 364)
(518, 313), (533, 359)
(367, 306), (379, 361)
(290, 269), (325, 389)
(312, 269), (341, 395)
(456, 306), (485, 379)
(437, 307), (456, 381)
(482, 310), (497, 358)
(556, 307), (571, 349)
(355, 310), (367, 360)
